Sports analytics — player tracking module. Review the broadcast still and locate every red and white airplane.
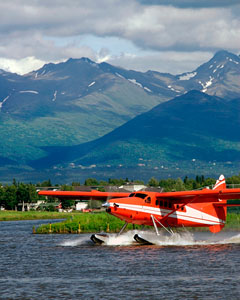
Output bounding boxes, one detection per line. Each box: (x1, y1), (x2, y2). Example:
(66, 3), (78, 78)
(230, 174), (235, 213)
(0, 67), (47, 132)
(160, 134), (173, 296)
(38, 175), (240, 244)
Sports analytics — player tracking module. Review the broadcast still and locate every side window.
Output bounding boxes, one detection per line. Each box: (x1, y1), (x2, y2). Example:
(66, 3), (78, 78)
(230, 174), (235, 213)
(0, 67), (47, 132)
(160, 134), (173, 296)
(155, 200), (159, 206)
(181, 206), (186, 212)
(145, 197), (151, 204)
(160, 200), (163, 207)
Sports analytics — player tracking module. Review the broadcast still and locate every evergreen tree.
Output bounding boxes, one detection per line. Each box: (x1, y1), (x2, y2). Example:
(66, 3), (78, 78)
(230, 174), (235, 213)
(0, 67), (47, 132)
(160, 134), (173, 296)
(71, 182), (81, 186)
(41, 179), (52, 187)
(61, 184), (74, 191)
(61, 199), (75, 209)
(0, 185), (4, 208)
(174, 178), (185, 191)
(84, 178), (99, 186)
(148, 177), (159, 187)
(3, 185), (17, 210)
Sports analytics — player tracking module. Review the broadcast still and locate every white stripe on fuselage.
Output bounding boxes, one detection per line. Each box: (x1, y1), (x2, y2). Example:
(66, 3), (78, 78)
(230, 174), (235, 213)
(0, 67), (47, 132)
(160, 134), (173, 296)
(110, 203), (225, 225)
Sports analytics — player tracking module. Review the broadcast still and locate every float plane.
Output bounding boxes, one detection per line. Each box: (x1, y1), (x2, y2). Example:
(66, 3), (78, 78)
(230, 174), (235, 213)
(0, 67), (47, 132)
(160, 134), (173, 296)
(38, 175), (240, 245)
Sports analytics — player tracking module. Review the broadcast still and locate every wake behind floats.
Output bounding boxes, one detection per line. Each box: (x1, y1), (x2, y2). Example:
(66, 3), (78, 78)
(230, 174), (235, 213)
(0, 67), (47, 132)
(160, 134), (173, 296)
(38, 175), (240, 245)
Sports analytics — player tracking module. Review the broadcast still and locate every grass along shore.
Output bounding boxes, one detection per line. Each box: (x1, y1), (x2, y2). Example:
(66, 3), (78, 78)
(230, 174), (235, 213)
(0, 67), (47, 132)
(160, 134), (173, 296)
(35, 212), (141, 234)
(1, 210), (240, 233)
(0, 210), (78, 222)
(36, 211), (240, 234)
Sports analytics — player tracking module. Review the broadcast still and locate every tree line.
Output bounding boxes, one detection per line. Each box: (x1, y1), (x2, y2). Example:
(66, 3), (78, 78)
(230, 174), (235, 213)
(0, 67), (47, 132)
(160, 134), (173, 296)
(0, 174), (240, 210)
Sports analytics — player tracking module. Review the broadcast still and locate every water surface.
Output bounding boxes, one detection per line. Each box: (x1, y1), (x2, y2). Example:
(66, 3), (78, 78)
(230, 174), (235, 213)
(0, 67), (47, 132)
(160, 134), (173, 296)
(0, 220), (240, 299)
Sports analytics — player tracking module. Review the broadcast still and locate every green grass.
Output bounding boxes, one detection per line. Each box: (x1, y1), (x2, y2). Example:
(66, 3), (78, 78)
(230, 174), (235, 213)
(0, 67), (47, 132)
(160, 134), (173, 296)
(35, 211), (240, 234)
(0, 210), (77, 222)
(35, 212), (140, 234)
(225, 213), (240, 230)
(1, 211), (239, 234)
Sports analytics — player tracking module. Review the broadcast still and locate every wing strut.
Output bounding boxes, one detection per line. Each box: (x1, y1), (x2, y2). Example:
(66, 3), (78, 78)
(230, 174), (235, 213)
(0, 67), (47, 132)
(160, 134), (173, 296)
(160, 196), (199, 224)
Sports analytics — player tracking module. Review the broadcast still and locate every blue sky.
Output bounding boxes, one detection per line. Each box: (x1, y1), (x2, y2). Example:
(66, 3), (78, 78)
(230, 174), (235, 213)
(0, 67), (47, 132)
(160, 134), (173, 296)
(0, 0), (239, 74)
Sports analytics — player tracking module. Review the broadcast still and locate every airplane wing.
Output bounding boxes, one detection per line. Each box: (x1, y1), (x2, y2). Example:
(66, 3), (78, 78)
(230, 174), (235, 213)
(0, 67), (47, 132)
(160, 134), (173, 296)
(155, 188), (240, 204)
(38, 190), (130, 201)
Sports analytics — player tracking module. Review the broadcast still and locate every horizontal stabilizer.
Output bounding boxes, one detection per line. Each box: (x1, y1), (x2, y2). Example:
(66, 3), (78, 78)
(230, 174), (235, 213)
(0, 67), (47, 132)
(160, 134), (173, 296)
(214, 203), (240, 207)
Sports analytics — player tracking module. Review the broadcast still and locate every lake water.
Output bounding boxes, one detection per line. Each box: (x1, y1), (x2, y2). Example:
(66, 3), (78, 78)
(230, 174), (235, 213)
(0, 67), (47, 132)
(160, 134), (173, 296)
(0, 220), (240, 299)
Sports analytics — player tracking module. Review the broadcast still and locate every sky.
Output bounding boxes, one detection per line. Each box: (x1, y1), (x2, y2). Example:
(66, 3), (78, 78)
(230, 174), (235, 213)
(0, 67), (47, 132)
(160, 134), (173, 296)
(0, 0), (239, 75)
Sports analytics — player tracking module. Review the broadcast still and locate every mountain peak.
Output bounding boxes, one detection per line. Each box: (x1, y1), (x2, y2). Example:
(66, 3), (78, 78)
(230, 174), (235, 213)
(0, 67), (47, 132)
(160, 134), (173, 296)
(213, 50), (238, 60)
(79, 57), (95, 63)
(208, 50), (240, 66)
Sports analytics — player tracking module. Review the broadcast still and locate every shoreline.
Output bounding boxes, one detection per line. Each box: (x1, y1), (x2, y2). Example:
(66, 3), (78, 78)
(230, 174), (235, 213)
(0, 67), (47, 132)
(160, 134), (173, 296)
(1, 211), (239, 233)
(0, 210), (78, 222)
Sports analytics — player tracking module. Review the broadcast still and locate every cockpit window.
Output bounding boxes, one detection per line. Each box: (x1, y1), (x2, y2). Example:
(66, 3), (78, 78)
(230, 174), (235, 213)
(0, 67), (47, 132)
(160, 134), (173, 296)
(128, 193), (148, 199)
(135, 193), (148, 199)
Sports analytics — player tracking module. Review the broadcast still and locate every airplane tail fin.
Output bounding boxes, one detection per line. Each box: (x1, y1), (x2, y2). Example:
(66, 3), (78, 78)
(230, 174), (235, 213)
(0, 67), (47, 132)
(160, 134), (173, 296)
(209, 175), (227, 233)
(212, 174), (226, 190)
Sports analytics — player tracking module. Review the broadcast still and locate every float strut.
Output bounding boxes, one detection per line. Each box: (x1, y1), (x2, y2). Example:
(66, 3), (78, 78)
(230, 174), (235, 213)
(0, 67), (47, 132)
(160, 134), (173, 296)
(151, 215), (173, 236)
(117, 222), (128, 236)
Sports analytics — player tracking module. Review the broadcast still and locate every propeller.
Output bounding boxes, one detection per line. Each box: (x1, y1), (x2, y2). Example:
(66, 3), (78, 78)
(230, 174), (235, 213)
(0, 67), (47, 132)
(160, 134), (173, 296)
(102, 194), (112, 209)
(102, 201), (110, 208)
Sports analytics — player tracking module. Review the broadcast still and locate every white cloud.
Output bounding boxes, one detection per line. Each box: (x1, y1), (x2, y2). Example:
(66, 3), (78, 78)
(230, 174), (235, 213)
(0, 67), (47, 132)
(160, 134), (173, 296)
(106, 51), (213, 74)
(0, 56), (46, 75)
(0, 1), (239, 74)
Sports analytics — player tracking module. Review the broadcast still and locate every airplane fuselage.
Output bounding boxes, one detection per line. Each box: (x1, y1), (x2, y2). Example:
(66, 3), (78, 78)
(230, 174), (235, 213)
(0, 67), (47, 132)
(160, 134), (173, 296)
(107, 191), (227, 233)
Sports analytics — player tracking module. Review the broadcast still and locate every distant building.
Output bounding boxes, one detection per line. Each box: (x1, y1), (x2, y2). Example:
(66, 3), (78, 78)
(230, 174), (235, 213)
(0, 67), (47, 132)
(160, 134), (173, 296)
(76, 202), (88, 211)
(17, 200), (45, 211)
(119, 183), (147, 192)
(104, 183), (146, 193)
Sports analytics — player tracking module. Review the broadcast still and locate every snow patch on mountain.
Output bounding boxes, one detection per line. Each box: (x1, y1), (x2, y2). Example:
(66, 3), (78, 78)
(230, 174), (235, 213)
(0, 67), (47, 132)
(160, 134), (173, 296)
(200, 77), (214, 92)
(213, 65), (220, 73)
(168, 85), (181, 93)
(19, 90), (39, 94)
(178, 72), (197, 80)
(0, 95), (9, 109)
(80, 58), (98, 68)
(213, 64), (225, 73)
(144, 86), (152, 92)
(128, 79), (143, 88)
(128, 78), (152, 92)
(227, 57), (239, 64)
(52, 90), (57, 101)
(88, 81), (95, 87)
(115, 73), (125, 79)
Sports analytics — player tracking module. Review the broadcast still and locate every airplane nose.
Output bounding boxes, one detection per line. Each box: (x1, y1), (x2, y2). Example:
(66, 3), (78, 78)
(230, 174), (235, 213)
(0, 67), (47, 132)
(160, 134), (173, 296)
(102, 202), (110, 208)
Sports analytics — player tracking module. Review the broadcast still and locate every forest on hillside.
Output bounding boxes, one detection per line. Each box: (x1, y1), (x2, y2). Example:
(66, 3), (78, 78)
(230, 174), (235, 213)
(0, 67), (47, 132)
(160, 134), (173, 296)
(1, 174), (240, 210)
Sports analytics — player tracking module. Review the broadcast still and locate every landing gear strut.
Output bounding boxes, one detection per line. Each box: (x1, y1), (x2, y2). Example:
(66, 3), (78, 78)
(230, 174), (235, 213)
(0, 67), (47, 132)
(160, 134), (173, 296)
(134, 215), (174, 245)
(118, 222), (128, 236)
(151, 215), (174, 235)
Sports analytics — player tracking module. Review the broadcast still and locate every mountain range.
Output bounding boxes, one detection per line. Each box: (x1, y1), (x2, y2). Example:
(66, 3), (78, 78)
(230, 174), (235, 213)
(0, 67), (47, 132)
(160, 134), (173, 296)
(0, 50), (239, 182)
